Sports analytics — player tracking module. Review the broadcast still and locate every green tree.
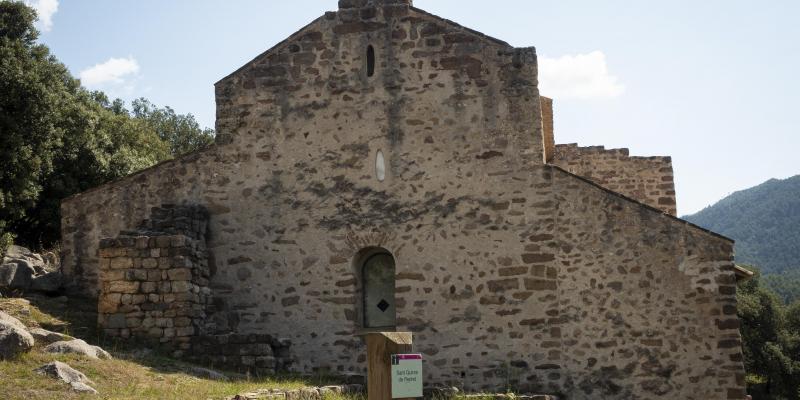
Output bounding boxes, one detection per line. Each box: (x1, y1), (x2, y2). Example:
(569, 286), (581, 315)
(18, 90), (171, 245)
(0, 2), (209, 247)
(0, 1), (71, 250)
(131, 98), (214, 156)
(738, 266), (800, 398)
(763, 270), (800, 305)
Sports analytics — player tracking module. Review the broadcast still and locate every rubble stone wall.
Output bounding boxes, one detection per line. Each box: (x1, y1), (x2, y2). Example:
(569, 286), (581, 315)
(97, 234), (210, 354)
(551, 143), (677, 215)
(61, 1), (745, 398)
(96, 205), (294, 374)
(550, 168), (745, 399)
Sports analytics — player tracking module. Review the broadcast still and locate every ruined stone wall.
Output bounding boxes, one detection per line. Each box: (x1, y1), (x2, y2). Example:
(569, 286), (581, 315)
(551, 143), (677, 215)
(60, 151), (221, 295)
(95, 206), (293, 374)
(550, 167), (745, 399)
(97, 234), (210, 354)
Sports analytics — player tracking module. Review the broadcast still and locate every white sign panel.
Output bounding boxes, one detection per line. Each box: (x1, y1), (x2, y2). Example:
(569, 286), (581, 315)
(391, 353), (423, 398)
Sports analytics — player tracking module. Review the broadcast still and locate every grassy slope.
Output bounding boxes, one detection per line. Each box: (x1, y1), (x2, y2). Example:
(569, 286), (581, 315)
(0, 297), (346, 400)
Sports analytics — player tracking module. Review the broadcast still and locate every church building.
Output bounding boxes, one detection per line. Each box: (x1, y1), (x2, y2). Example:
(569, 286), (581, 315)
(60, 1), (746, 398)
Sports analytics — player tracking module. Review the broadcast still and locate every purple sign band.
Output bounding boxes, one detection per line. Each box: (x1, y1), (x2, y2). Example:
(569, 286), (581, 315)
(395, 354), (422, 360)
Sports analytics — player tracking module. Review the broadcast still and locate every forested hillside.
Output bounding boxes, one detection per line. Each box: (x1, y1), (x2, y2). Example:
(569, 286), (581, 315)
(0, 2), (213, 252)
(684, 175), (800, 274)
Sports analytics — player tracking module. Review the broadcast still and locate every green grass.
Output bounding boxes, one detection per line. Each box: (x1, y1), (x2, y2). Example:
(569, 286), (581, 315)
(0, 297), (355, 400)
(0, 350), (324, 400)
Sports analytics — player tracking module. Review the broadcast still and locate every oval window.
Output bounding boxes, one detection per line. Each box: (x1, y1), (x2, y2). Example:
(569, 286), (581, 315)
(375, 150), (385, 182)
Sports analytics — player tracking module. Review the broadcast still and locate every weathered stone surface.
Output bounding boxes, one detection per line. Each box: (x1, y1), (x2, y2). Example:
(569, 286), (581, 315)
(0, 261), (35, 290)
(35, 361), (98, 393)
(30, 271), (63, 293)
(59, 2), (745, 399)
(228, 384), (365, 400)
(29, 328), (71, 344)
(43, 339), (111, 360)
(551, 143), (677, 215)
(0, 311), (34, 359)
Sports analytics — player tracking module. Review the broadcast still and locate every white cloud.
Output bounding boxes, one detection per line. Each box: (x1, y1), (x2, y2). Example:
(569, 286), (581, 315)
(538, 51), (625, 100)
(24, 0), (59, 32)
(79, 57), (141, 88)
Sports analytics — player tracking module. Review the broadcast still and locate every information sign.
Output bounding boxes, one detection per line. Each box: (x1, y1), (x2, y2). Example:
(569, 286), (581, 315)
(390, 353), (423, 398)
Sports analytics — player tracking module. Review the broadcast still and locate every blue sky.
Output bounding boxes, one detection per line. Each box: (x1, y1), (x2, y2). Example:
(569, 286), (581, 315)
(28, 0), (800, 215)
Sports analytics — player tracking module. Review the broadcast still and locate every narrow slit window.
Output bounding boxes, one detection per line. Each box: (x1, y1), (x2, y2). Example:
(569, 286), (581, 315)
(366, 45), (375, 77)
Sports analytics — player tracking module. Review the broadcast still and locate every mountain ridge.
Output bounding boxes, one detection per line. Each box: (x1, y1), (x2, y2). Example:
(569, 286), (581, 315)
(683, 175), (800, 274)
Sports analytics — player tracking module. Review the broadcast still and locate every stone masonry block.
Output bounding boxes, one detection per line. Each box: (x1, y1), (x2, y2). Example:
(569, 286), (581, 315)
(106, 313), (128, 329)
(167, 268), (192, 281)
(109, 257), (134, 269)
(156, 236), (172, 248)
(98, 247), (125, 258)
(107, 281), (140, 294)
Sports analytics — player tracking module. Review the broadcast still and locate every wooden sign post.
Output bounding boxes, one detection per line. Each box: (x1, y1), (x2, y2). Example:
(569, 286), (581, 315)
(365, 332), (414, 400)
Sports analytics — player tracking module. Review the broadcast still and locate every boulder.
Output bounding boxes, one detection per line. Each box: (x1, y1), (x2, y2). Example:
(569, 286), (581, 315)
(35, 361), (98, 394)
(3, 245), (46, 268)
(3, 244), (33, 261)
(0, 311), (35, 359)
(30, 271), (63, 293)
(29, 328), (70, 344)
(0, 261), (36, 290)
(43, 339), (112, 360)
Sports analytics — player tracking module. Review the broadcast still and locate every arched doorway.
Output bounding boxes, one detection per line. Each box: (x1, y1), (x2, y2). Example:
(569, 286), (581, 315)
(362, 251), (396, 329)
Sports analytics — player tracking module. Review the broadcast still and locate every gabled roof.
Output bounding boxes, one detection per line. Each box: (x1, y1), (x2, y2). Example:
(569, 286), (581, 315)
(216, 15), (326, 85)
(216, 4), (518, 86)
(408, 6), (510, 48)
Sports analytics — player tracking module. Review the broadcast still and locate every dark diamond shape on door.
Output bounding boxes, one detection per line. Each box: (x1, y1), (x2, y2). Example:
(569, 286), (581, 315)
(377, 299), (390, 312)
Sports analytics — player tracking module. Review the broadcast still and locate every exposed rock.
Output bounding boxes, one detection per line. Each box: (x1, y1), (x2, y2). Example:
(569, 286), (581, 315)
(0, 244), (63, 294)
(35, 361), (98, 394)
(70, 381), (99, 394)
(30, 271), (63, 293)
(43, 339), (111, 359)
(1, 245), (62, 293)
(0, 311), (35, 359)
(3, 245), (47, 270)
(424, 386), (460, 398)
(0, 261), (35, 290)
(29, 327), (71, 344)
(189, 366), (228, 381)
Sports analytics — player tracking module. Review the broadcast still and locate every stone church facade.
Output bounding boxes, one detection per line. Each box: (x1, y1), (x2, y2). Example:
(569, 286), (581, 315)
(60, 1), (746, 398)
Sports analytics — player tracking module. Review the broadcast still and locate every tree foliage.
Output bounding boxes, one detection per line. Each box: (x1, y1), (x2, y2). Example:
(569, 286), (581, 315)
(738, 266), (800, 399)
(762, 270), (800, 305)
(131, 98), (214, 156)
(0, 2), (213, 248)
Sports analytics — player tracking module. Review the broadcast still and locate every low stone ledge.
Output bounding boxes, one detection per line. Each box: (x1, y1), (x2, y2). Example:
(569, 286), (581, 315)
(227, 385), (558, 400)
(227, 384), (364, 400)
